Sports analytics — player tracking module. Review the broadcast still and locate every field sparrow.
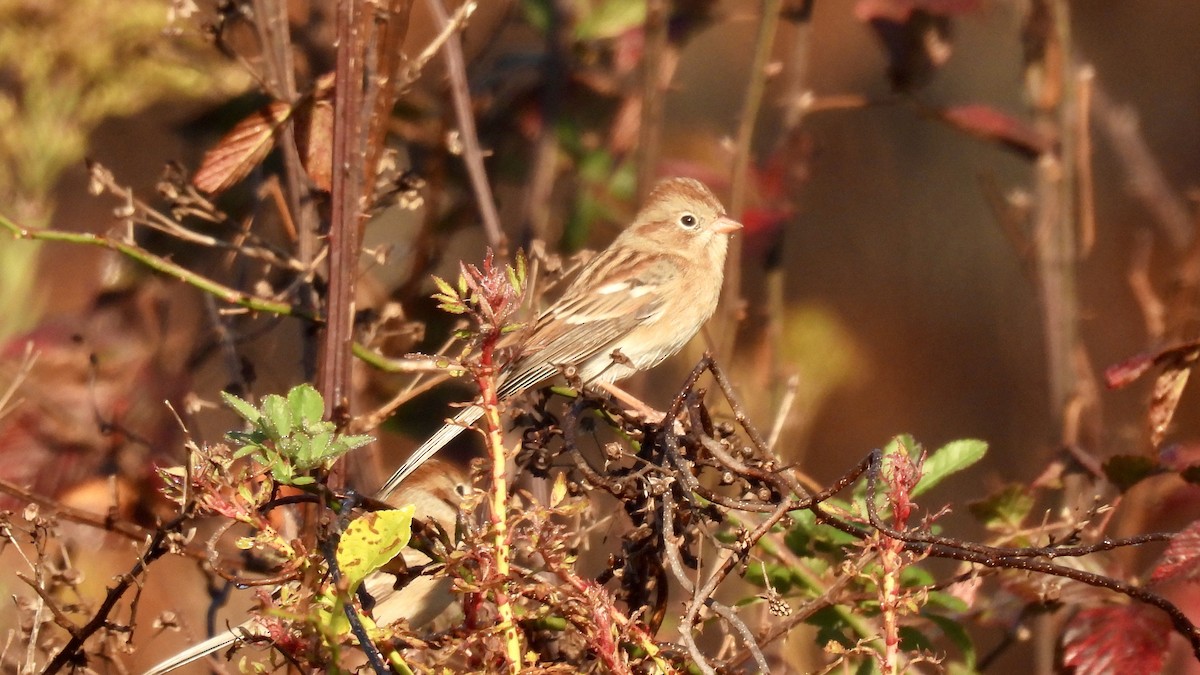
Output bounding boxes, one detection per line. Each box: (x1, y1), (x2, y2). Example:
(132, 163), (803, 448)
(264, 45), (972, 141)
(377, 177), (741, 498)
(141, 460), (465, 675)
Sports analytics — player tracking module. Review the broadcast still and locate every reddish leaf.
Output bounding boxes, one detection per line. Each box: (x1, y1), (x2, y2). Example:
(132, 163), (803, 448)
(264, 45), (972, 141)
(1151, 520), (1200, 586)
(1061, 605), (1170, 675)
(193, 102), (291, 194)
(938, 104), (1051, 158)
(1104, 351), (1156, 389)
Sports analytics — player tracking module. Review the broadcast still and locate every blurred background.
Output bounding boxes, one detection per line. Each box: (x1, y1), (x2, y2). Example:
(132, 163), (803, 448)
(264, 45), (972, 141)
(2, 0), (1200, 671)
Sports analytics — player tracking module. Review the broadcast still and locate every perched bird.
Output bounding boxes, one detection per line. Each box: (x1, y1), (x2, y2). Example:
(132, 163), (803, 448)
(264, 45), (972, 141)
(140, 460), (465, 675)
(377, 177), (741, 498)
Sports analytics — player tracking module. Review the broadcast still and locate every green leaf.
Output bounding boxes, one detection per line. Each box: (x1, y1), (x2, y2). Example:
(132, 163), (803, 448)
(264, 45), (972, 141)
(784, 507), (860, 556)
(926, 613), (976, 669)
(260, 394), (291, 438)
(912, 438), (988, 498)
(336, 506), (416, 590)
(854, 655), (881, 675)
(968, 484), (1034, 531)
(575, 0), (646, 40)
(337, 434), (374, 452)
(519, 0), (551, 33)
(432, 275), (457, 300)
(925, 590), (969, 614)
(743, 562), (795, 594)
(806, 606), (854, 649)
(288, 384), (324, 429)
(899, 625), (934, 653)
(222, 391), (261, 424)
(900, 565), (935, 587)
(305, 430), (335, 465)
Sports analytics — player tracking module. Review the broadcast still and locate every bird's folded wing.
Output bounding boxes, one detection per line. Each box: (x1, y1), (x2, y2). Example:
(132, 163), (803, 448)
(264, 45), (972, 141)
(497, 255), (674, 398)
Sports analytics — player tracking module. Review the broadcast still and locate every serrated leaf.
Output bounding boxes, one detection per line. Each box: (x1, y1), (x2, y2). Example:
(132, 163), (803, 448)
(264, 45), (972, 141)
(338, 434), (374, 452)
(437, 301), (468, 315)
(1181, 465), (1200, 484)
(550, 471), (568, 507)
(1062, 605), (1170, 675)
(968, 484), (1034, 531)
(222, 391), (262, 424)
(288, 384), (324, 429)
(432, 275), (457, 300)
(305, 430), (335, 465)
(336, 506), (416, 590)
(912, 438), (987, 497)
(1149, 520), (1200, 586)
(1102, 454), (1161, 492)
(260, 394), (291, 438)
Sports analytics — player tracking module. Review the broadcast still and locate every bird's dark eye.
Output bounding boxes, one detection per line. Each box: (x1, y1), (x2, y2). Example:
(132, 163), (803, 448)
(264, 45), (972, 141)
(679, 213), (698, 228)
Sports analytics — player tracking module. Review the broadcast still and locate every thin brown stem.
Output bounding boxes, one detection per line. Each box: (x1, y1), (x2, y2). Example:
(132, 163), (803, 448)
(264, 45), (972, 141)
(422, 0), (506, 254)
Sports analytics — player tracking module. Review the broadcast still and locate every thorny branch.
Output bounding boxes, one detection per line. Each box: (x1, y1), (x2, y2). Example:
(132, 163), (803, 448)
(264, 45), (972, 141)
(540, 353), (1199, 671)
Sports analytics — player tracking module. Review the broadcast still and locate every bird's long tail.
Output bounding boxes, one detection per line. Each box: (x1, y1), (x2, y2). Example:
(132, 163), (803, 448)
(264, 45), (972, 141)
(142, 624), (253, 675)
(376, 405), (483, 499)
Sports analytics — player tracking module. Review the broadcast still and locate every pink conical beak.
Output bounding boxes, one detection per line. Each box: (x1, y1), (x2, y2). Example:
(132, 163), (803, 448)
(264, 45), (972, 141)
(713, 216), (743, 234)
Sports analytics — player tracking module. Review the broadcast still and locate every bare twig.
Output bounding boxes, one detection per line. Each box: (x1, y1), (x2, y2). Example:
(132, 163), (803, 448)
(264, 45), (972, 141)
(719, 0), (784, 358)
(422, 0), (506, 254)
(635, 0), (670, 202)
(0, 342), (36, 420)
(42, 511), (193, 674)
(1091, 78), (1193, 251)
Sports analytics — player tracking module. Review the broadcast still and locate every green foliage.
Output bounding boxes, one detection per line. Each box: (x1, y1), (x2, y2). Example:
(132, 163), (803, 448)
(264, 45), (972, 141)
(968, 484), (1035, 533)
(758, 436), (989, 670)
(336, 507), (416, 591)
(520, 0), (646, 41)
(223, 384), (373, 486)
(911, 437), (988, 498)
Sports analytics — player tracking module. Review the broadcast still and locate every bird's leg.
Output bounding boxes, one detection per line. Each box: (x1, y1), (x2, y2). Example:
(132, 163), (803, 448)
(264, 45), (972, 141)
(593, 381), (680, 429)
(594, 381), (662, 420)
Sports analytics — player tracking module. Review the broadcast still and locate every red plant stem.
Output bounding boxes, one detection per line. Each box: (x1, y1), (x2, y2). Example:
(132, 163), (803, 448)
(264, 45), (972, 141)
(476, 329), (522, 672)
